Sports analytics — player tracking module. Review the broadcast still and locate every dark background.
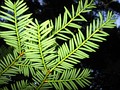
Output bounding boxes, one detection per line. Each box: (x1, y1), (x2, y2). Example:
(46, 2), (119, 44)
(0, 0), (120, 90)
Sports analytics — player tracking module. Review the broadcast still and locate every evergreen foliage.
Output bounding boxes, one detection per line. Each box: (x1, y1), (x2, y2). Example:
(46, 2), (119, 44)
(0, 0), (116, 89)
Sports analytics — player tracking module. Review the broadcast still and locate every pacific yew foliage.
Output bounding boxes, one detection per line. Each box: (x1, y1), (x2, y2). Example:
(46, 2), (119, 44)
(0, 0), (116, 90)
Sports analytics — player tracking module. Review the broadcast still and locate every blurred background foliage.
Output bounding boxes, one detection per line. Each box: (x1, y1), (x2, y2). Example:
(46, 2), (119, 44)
(0, 0), (120, 90)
